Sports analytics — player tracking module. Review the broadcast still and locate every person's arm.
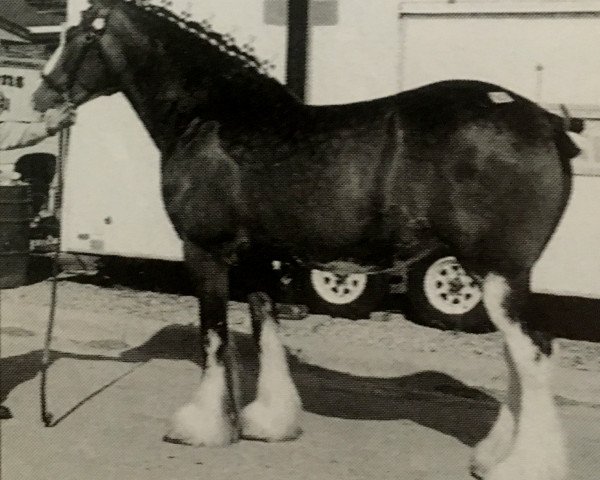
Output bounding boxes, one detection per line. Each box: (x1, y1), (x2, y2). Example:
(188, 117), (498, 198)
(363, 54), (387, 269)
(0, 121), (51, 151)
(0, 105), (76, 151)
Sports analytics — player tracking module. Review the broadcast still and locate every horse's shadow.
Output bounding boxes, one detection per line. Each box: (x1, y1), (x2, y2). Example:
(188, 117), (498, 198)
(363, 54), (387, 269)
(0, 350), (130, 405)
(1, 324), (498, 447)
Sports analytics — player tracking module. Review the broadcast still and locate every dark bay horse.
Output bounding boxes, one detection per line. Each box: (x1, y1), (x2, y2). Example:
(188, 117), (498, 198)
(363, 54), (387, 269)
(33, 1), (582, 478)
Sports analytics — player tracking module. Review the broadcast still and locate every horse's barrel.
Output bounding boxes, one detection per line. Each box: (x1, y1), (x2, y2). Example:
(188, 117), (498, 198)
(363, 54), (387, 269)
(0, 184), (32, 289)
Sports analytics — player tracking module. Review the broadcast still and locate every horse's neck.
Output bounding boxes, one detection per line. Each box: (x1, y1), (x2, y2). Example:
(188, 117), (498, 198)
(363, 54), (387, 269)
(119, 65), (203, 153)
(121, 45), (300, 156)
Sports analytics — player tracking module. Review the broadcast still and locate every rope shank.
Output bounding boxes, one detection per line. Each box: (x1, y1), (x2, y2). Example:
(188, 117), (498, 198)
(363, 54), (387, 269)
(40, 126), (70, 427)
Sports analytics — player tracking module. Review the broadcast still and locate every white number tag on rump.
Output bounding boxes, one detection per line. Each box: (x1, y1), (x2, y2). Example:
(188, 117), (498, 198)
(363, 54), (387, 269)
(488, 91), (514, 104)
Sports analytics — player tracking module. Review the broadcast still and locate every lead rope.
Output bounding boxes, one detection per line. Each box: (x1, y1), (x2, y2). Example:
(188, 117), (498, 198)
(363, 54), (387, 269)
(40, 122), (70, 427)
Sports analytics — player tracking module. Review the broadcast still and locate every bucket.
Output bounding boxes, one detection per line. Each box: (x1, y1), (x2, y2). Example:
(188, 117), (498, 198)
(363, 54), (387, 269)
(0, 184), (32, 289)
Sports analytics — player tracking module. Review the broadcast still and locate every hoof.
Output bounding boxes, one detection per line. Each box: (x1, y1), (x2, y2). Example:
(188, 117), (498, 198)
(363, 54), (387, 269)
(470, 404), (515, 479)
(484, 450), (567, 480)
(470, 438), (511, 480)
(164, 402), (238, 447)
(240, 399), (302, 442)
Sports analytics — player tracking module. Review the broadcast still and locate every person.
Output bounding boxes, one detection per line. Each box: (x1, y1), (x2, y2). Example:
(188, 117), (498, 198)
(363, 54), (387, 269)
(0, 90), (76, 420)
(0, 90), (76, 151)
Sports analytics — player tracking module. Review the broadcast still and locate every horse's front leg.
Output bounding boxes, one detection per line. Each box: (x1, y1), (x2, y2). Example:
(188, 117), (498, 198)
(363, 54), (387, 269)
(164, 243), (240, 447)
(241, 292), (302, 441)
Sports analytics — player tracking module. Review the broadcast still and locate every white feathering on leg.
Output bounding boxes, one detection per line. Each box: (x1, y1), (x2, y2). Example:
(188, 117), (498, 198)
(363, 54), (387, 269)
(481, 273), (567, 480)
(165, 331), (236, 447)
(241, 316), (302, 441)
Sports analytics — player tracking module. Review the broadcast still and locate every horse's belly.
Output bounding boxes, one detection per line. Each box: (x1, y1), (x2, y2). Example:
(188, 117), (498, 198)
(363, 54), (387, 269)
(242, 178), (388, 263)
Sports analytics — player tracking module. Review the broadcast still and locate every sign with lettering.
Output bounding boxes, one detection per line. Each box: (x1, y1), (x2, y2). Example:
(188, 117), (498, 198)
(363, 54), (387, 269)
(0, 75), (24, 88)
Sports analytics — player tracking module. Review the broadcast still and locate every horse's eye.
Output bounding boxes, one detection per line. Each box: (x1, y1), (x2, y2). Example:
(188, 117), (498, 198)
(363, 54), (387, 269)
(85, 32), (96, 42)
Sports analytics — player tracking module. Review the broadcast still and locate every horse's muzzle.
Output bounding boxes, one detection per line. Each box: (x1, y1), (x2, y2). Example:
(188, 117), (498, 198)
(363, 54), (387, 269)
(32, 80), (65, 113)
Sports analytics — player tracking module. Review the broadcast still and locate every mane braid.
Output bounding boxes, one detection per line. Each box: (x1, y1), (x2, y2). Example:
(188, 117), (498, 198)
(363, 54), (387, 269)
(121, 0), (301, 133)
(130, 0), (274, 77)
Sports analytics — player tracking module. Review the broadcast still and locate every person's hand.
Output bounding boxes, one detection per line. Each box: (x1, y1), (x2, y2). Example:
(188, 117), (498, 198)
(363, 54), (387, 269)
(44, 104), (76, 136)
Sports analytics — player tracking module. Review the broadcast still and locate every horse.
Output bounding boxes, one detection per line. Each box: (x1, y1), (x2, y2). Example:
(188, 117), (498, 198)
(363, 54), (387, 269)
(33, 1), (582, 478)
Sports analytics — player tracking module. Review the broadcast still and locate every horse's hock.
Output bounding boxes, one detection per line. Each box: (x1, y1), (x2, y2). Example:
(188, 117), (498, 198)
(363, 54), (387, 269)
(0, 184), (32, 289)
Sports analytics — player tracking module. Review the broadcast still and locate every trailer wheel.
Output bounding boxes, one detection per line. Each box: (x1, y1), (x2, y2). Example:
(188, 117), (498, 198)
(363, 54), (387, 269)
(301, 269), (388, 320)
(407, 253), (492, 332)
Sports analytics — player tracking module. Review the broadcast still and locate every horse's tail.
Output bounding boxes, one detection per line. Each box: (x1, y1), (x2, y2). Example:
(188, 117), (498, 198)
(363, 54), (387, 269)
(559, 104), (585, 135)
(549, 105), (582, 166)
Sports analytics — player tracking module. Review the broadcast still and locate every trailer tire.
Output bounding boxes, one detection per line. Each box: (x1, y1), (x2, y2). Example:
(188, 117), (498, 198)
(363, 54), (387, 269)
(300, 268), (388, 320)
(407, 252), (492, 332)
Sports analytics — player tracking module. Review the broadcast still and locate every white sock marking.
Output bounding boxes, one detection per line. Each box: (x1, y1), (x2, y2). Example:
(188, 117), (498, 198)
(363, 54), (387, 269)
(242, 317), (302, 441)
(481, 273), (567, 480)
(165, 331), (235, 446)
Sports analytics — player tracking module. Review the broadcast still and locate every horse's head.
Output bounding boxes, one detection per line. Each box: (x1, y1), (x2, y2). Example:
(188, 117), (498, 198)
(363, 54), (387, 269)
(33, 0), (131, 112)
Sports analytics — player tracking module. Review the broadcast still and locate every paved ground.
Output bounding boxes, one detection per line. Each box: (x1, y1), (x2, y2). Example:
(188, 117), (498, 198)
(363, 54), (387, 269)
(1, 278), (600, 480)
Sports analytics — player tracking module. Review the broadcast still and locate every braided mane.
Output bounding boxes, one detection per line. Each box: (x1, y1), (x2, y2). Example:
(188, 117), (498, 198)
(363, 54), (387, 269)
(107, 0), (301, 149)
(128, 0), (277, 78)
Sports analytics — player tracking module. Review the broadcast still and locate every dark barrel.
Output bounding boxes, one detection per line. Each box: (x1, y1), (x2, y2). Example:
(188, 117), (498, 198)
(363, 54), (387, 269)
(0, 184), (32, 289)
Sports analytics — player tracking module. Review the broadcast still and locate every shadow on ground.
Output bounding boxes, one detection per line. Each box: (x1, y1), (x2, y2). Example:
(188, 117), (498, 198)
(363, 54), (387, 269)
(1, 324), (498, 447)
(0, 350), (129, 407)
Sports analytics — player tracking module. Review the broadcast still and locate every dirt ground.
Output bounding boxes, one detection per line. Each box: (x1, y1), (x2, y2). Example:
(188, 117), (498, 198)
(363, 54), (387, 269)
(1, 273), (600, 480)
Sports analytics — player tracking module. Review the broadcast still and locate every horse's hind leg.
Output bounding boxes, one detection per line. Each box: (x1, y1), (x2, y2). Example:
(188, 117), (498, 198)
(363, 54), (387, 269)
(164, 243), (240, 446)
(240, 292), (302, 441)
(473, 273), (566, 480)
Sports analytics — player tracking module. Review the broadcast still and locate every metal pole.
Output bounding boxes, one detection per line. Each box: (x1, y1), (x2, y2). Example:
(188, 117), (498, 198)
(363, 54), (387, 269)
(286, 0), (310, 102)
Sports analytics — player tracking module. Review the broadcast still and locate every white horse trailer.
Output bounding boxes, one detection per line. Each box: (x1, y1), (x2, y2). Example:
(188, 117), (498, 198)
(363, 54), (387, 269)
(59, 0), (600, 325)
